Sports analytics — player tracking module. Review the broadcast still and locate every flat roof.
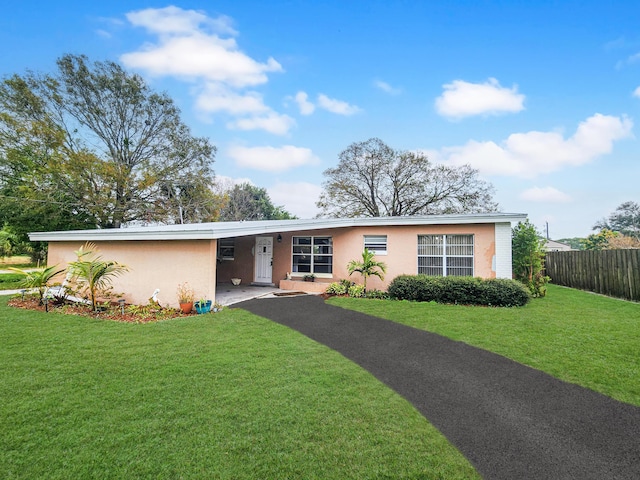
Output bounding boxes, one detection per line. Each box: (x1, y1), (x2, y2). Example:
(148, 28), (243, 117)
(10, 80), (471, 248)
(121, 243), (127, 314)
(29, 213), (528, 242)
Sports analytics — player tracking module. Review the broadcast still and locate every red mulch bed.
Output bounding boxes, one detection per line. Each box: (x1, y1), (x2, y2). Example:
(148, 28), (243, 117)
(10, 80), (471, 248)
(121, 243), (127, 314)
(8, 297), (198, 323)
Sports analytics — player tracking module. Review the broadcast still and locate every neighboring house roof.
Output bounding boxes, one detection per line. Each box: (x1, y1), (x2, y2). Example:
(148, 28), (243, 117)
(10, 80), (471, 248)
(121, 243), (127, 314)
(29, 213), (527, 242)
(544, 239), (573, 251)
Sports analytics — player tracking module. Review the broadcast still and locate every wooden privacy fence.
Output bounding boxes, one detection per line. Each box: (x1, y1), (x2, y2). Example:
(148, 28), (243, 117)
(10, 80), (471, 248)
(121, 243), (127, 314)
(545, 250), (640, 302)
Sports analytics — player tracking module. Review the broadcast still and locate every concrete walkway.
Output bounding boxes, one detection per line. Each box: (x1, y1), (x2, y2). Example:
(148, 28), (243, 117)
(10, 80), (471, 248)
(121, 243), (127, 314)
(236, 294), (640, 480)
(0, 288), (31, 296)
(215, 283), (318, 306)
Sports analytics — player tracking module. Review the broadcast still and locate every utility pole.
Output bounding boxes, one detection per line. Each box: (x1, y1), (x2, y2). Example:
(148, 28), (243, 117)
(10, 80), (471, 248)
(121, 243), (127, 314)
(546, 221), (549, 240)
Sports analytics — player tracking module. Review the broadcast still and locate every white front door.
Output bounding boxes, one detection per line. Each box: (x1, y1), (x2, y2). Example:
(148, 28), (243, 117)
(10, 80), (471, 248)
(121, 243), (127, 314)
(254, 236), (273, 284)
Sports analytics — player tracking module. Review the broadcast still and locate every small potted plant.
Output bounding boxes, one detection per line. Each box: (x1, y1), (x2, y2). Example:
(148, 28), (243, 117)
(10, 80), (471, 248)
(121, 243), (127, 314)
(195, 298), (212, 314)
(213, 302), (223, 313)
(303, 274), (316, 282)
(177, 282), (194, 314)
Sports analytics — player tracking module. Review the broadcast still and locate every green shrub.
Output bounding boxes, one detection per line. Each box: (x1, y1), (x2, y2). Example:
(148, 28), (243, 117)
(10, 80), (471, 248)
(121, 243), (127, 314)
(348, 284), (366, 298)
(9, 265), (66, 304)
(0, 273), (25, 290)
(388, 275), (530, 307)
(512, 220), (550, 297)
(386, 275), (437, 302)
(365, 289), (389, 300)
(325, 282), (348, 295)
(325, 279), (355, 296)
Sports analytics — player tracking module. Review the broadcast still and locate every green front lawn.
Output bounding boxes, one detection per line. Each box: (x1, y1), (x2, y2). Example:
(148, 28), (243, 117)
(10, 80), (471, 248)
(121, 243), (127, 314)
(0, 297), (478, 479)
(3, 284), (636, 478)
(0, 273), (26, 290)
(329, 284), (640, 406)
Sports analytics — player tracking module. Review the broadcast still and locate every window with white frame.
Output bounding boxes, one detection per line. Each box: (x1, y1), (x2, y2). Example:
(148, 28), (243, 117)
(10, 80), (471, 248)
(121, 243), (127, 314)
(417, 234), (474, 276)
(364, 235), (387, 255)
(218, 238), (235, 260)
(292, 236), (333, 275)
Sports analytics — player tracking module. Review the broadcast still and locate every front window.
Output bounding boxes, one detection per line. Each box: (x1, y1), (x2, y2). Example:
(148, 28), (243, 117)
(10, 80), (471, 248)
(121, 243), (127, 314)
(218, 238), (235, 260)
(364, 235), (387, 255)
(292, 236), (333, 275)
(417, 234), (474, 276)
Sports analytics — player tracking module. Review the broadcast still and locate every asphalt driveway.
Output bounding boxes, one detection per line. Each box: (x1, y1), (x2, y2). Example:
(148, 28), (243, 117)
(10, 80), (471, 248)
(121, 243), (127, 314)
(236, 294), (640, 480)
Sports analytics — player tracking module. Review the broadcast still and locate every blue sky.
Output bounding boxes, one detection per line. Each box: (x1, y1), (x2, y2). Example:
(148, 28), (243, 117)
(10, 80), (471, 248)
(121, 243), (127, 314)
(3, 1), (639, 238)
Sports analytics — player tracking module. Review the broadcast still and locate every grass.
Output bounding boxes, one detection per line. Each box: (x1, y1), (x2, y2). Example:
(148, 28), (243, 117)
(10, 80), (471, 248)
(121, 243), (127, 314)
(329, 284), (640, 406)
(0, 255), (36, 269)
(0, 273), (25, 290)
(0, 296), (478, 479)
(0, 256), (37, 290)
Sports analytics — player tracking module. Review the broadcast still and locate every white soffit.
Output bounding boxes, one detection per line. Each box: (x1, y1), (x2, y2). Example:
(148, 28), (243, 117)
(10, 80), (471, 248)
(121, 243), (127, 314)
(29, 213), (528, 242)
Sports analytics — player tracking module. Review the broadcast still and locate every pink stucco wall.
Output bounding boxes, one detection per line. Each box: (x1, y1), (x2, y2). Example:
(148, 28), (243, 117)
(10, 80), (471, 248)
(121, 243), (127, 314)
(45, 223), (496, 306)
(47, 240), (218, 307)
(270, 223), (496, 290)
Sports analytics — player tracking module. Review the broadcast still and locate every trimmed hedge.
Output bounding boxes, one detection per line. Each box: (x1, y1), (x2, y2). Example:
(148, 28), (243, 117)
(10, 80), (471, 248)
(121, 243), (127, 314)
(387, 275), (531, 307)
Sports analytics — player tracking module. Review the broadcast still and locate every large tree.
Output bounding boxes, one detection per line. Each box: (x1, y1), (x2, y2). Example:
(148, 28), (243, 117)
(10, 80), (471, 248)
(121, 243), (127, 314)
(317, 138), (498, 218)
(0, 54), (216, 230)
(593, 201), (640, 239)
(583, 229), (619, 251)
(218, 183), (296, 221)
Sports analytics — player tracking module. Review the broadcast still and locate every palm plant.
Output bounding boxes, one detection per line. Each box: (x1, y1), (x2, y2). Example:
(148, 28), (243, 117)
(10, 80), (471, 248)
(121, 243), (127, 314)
(347, 249), (387, 292)
(9, 265), (66, 304)
(0, 225), (18, 259)
(68, 242), (129, 311)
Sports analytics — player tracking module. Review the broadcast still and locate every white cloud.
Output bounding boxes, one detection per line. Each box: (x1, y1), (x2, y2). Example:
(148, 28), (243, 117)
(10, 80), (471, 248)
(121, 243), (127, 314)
(195, 83), (295, 134)
(120, 6), (291, 135)
(195, 83), (269, 115)
(317, 94), (361, 115)
(520, 186), (572, 203)
(616, 51), (640, 70)
(633, 86), (640, 98)
(374, 80), (401, 95)
(227, 113), (296, 136)
(125, 6), (237, 37)
(628, 52), (640, 64)
(435, 113), (633, 178)
(287, 92), (360, 116)
(294, 91), (315, 115)
(268, 182), (322, 218)
(120, 31), (281, 88)
(435, 78), (525, 119)
(227, 145), (320, 171)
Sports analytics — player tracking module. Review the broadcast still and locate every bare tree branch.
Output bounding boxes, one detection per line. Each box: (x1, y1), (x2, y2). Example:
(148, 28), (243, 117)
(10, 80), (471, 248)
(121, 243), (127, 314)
(317, 138), (498, 217)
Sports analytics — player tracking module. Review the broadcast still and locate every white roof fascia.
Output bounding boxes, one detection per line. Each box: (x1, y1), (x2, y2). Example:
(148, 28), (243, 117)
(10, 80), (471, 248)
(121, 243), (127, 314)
(29, 213), (527, 242)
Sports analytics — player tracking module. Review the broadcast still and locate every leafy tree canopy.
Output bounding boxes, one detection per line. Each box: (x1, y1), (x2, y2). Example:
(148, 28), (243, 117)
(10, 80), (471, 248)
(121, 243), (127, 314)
(593, 201), (640, 239)
(218, 182), (296, 221)
(512, 219), (549, 297)
(583, 228), (640, 250)
(583, 228), (619, 251)
(0, 54), (216, 235)
(317, 138), (498, 218)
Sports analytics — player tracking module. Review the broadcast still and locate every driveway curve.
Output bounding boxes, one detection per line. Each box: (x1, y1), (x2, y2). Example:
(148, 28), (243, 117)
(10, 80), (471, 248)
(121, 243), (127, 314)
(236, 294), (640, 480)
